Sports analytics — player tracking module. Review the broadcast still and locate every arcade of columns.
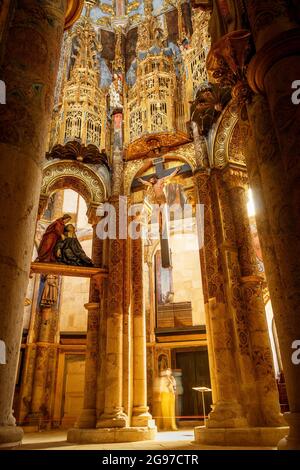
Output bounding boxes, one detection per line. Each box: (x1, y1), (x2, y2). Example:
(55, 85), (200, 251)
(0, 0), (300, 450)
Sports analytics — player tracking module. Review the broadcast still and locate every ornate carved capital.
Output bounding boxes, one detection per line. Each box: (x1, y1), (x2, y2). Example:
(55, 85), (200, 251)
(223, 166), (248, 191)
(65, 0), (84, 30)
(87, 203), (101, 226)
(84, 302), (100, 311)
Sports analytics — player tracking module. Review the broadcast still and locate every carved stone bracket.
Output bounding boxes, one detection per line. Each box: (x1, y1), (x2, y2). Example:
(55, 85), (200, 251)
(207, 30), (254, 107)
(223, 166), (249, 191)
(87, 202), (101, 226)
(190, 83), (232, 137)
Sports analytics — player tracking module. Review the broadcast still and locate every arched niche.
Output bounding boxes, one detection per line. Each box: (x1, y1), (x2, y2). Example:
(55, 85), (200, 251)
(38, 160), (108, 220)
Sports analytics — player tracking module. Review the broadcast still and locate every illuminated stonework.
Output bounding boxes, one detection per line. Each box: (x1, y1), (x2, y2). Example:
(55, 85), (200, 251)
(124, 3), (190, 158)
(49, 14), (108, 152)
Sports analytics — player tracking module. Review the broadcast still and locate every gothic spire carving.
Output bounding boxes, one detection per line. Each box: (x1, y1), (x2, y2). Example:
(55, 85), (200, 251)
(136, 1), (168, 52)
(70, 13), (102, 85)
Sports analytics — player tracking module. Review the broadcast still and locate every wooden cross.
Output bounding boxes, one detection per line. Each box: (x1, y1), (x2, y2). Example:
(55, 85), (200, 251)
(132, 157), (191, 268)
(131, 157), (191, 190)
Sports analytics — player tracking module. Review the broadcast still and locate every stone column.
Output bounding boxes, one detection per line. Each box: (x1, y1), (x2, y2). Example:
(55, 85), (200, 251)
(211, 170), (259, 426)
(52, 191), (65, 220)
(193, 173), (217, 404)
(223, 166), (284, 427)
(244, 94), (300, 448)
(131, 220), (152, 427)
(243, 124), (286, 376)
(77, 301), (100, 428)
(97, 196), (128, 428)
(193, 170), (247, 429)
(0, 0), (82, 447)
(96, 277), (108, 421)
(123, 220), (132, 420)
(26, 274), (60, 428)
(30, 341), (51, 417)
(246, 2), (300, 227)
(77, 208), (103, 428)
(146, 260), (156, 344)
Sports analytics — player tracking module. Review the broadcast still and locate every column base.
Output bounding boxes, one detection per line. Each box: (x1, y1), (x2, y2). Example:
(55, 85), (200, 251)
(0, 426), (23, 448)
(97, 411), (128, 429)
(278, 412), (300, 450)
(77, 409), (96, 429)
(206, 401), (248, 428)
(194, 425), (289, 447)
(67, 425), (157, 444)
(132, 408), (153, 427)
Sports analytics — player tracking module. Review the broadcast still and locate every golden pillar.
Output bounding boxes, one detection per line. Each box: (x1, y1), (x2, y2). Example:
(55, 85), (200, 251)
(77, 208), (104, 428)
(193, 170), (247, 429)
(77, 301), (100, 428)
(131, 218), (152, 427)
(244, 92), (300, 448)
(211, 170), (259, 425)
(30, 301), (59, 422)
(0, 0), (82, 447)
(97, 196), (128, 428)
(223, 166), (283, 427)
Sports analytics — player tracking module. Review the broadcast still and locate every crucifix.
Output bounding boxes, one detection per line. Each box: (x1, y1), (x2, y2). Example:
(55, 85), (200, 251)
(132, 157), (191, 268)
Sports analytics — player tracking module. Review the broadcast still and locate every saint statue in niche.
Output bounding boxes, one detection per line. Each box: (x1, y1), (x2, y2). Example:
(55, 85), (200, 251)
(55, 224), (93, 267)
(109, 73), (123, 112)
(159, 368), (177, 431)
(40, 274), (59, 307)
(36, 214), (71, 263)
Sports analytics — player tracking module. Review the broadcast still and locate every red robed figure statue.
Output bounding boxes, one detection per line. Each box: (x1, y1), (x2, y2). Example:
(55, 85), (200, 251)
(36, 214), (71, 263)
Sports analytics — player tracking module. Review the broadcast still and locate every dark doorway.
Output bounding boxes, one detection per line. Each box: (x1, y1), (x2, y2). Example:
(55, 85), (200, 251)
(175, 348), (212, 419)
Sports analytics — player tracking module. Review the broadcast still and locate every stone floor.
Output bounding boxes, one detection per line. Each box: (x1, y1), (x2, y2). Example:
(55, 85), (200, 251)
(16, 429), (275, 451)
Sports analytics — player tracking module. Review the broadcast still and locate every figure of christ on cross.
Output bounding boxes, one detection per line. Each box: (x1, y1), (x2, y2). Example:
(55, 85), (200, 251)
(137, 165), (180, 269)
(137, 167), (180, 206)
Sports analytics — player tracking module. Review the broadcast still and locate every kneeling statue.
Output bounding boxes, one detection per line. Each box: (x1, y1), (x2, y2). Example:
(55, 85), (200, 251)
(55, 224), (93, 267)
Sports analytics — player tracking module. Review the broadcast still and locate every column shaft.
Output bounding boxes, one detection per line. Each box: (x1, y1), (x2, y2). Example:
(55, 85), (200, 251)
(77, 220), (102, 428)
(77, 302), (99, 428)
(245, 94), (300, 447)
(194, 171), (247, 428)
(224, 167), (283, 427)
(131, 229), (152, 427)
(97, 197), (127, 428)
(0, 0), (67, 446)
